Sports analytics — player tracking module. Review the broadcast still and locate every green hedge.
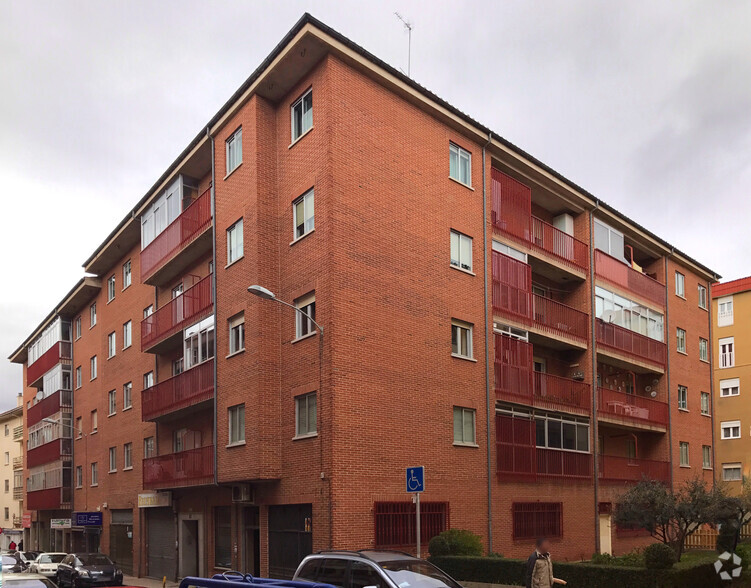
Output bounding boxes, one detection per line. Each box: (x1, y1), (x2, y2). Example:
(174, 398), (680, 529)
(429, 555), (724, 588)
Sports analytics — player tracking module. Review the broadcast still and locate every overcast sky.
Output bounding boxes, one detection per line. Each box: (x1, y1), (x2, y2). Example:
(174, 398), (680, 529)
(1, 0), (750, 410)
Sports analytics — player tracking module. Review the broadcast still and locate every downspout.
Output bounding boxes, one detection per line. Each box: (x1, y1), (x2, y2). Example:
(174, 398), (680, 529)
(708, 277), (717, 486)
(589, 205), (600, 553)
(208, 125), (219, 487)
(482, 132), (493, 555)
(664, 249), (674, 492)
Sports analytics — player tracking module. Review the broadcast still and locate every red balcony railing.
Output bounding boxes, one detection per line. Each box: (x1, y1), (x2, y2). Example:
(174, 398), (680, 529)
(27, 438), (72, 469)
(598, 455), (670, 484)
(142, 361), (214, 421)
(597, 388), (668, 428)
(143, 445), (214, 490)
(531, 216), (589, 272)
(27, 341), (72, 386)
(595, 319), (666, 368)
(594, 250), (665, 308)
(141, 274), (213, 350)
(26, 487), (71, 511)
(532, 293), (588, 343)
(27, 389), (72, 428)
(140, 187), (212, 282)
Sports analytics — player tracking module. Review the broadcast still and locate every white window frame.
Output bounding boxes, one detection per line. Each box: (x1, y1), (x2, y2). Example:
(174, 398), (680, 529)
(109, 447), (117, 473)
(108, 390), (116, 416)
(720, 378), (740, 397)
(143, 371), (154, 389)
(91, 462), (98, 486)
(720, 337), (735, 368)
(75, 316), (81, 340)
(143, 436), (155, 459)
(123, 382), (132, 410)
(90, 303), (97, 327)
(451, 319), (474, 359)
(718, 297), (734, 327)
(593, 218), (626, 262)
(723, 463), (743, 482)
(123, 320), (132, 349)
(721, 420), (741, 440)
(702, 445), (712, 470)
(90, 356), (97, 380)
(699, 338), (708, 362)
(226, 127), (242, 176)
(293, 189), (315, 240)
(450, 230), (473, 272)
(294, 293), (316, 340)
(676, 328), (686, 354)
(228, 313), (245, 355)
(227, 218), (244, 265)
(144, 305), (154, 318)
(295, 392), (317, 438)
(449, 142), (471, 186)
(678, 385), (688, 410)
(184, 316), (215, 369)
(679, 442), (689, 467)
(700, 392), (710, 416)
(228, 404), (245, 446)
(698, 284), (707, 310)
(675, 271), (685, 298)
(75, 366), (82, 390)
(107, 332), (116, 358)
(123, 260), (132, 289)
(453, 406), (477, 446)
(123, 442), (133, 470)
(291, 88), (313, 141)
(91, 410), (98, 433)
(75, 466), (83, 488)
(107, 275), (116, 302)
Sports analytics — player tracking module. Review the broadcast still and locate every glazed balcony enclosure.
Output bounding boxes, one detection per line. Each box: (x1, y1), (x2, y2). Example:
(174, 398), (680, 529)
(143, 445), (214, 490)
(595, 250), (665, 308)
(595, 319), (666, 372)
(27, 438), (72, 469)
(599, 455), (670, 484)
(597, 387), (668, 431)
(142, 360), (214, 422)
(27, 486), (72, 511)
(27, 389), (72, 428)
(26, 341), (72, 388)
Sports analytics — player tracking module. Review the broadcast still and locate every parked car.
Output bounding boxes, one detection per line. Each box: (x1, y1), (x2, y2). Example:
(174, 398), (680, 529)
(30, 553), (69, 577)
(22, 551), (44, 562)
(293, 550), (463, 588)
(1, 573), (59, 588)
(56, 553), (123, 587)
(1, 551), (28, 573)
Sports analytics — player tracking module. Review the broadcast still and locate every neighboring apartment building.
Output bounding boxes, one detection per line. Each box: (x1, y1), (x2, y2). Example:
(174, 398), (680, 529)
(8, 13), (718, 577)
(0, 400), (24, 549)
(712, 277), (751, 489)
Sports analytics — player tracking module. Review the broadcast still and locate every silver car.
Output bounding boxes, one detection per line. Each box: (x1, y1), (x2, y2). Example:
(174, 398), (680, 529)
(1, 574), (59, 588)
(30, 553), (69, 578)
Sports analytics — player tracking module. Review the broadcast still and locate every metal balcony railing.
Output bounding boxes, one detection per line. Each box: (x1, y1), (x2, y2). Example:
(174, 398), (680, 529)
(594, 250), (666, 308)
(13, 425), (23, 441)
(26, 486), (71, 511)
(142, 361), (214, 421)
(598, 455), (670, 484)
(597, 387), (669, 428)
(143, 445), (214, 490)
(27, 341), (72, 386)
(27, 389), (72, 428)
(26, 438), (72, 469)
(595, 319), (667, 368)
(12, 456), (23, 469)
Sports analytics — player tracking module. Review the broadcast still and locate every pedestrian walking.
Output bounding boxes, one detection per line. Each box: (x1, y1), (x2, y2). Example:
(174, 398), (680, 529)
(525, 538), (567, 588)
(8, 539), (17, 551)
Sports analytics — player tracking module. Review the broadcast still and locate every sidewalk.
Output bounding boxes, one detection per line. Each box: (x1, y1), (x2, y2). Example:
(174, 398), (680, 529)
(123, 576), (181, 588)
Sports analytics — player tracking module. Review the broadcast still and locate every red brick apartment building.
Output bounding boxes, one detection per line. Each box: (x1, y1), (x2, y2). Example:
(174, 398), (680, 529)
(9, 13), (718, 578)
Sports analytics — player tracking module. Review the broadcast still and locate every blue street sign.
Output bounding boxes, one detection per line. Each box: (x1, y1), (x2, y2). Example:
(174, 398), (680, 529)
(406, 466), (425, 493)
(73, 512), (103, 526)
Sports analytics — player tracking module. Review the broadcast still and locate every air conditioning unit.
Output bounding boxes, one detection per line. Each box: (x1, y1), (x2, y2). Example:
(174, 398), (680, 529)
(232, 484), (254, 504)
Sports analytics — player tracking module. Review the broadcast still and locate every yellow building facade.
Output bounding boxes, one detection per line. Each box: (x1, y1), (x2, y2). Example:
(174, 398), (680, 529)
(0, 399), (24, 548)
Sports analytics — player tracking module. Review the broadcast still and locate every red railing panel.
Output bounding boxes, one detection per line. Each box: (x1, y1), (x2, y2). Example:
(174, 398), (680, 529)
(141, 274), (213, 350)
(597, 388), (668, 427)
(27, 438), (72, 469)
(531, 216), (589, 271)
(27, 342), (71, 385)
(142, 361), (214, 421)
(140, 188), (212, 282)
(26, 487), (70, 511)
(492, 251), (532, 320)
(533, 372), (591, 413)
(595, 319), (666, 367)
(143, 445), (214, 490)
(532, 293), (588, 343)
(599, 455), (670, 484)
(27, 389), (72, 428)
(594, 250), (665, 308)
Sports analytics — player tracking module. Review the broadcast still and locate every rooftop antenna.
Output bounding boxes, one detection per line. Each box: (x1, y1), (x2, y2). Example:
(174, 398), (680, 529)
(394, 12), (413, 77)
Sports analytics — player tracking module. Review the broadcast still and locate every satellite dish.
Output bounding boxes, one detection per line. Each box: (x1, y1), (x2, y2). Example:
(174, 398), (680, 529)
(645, 385), (652, 393)
(650, 391), (657, 398)
(602, 310), (619, 323)
(652, 379), (659, 386)
(35, 390), (43, 402)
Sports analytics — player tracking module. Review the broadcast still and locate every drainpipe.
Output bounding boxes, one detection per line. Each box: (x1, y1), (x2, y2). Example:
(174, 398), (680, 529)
(664, 250), (673, 491)
(482, 132), (493, 555)
(589, 205), (600, 554)
(708, 276), (718, 486)
(208, 125), (218, 487)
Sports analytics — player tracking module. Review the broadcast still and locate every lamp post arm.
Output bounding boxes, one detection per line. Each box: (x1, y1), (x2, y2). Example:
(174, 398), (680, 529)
(271, 298), (324, 335)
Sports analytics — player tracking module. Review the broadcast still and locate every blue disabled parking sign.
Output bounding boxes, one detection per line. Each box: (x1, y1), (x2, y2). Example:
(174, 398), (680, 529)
(406, 466), (425, 493)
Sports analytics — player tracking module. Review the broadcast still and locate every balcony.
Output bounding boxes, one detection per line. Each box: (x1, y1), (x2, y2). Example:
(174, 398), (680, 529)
(597, 388), (668, 430)
(13, 425), (23, 441)
(599, 455), (670, 484)
(27, 341), (72, 387)
(141, 274), (213, 352)
(143, 445), (214, 490)
(13, 456), (23, 469)
(27, 389), (72, 428)
(142, 361), (214, 422)
(27, 438), (72, 469)
(26, 487), (71, 511)
(595, 250), (665, 308)
(12, 514), (22, 526)
(140, 187), (212, 285)
(595, 319), (666, 371)
(13, 487), (23, 501)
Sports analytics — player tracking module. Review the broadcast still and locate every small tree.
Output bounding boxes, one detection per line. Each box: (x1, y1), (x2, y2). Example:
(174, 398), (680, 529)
(614, 477), (721, 560)
(709, 478), (751, 553)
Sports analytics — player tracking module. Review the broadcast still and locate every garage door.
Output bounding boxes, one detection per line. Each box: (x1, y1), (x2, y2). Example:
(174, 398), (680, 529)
(268, 504), (312, 579)
(147, 508), (175, 580)
(110, 509), (133, 575)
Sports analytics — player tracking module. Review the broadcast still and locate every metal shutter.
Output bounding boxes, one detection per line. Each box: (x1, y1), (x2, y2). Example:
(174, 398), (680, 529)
(147, 508), (175, 580)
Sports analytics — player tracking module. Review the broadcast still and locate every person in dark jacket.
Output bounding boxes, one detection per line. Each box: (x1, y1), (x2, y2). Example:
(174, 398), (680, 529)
(525, 538), (566, 588)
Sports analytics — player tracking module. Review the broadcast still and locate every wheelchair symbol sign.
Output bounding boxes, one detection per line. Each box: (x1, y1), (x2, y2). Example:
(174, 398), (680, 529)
(406, 466), (425, 493)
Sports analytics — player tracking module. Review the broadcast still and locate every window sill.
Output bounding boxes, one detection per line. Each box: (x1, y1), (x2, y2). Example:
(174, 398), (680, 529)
(451, 353), (477, 363)
(122, 284), (131, 292)
(90, 484), (98, 487)
(107, 355), (115, 360)
(699, 306), (708, 312)
(224, 162), (242, 180)
(700, 359), (709, 364)
(226, 441), (246, 449)
(448, 176), (474, 191)
(677, 350), (687, 356)
(288, 126), (313, 149)
(108, 470), (117, 475)
(701, 412), (711, 418)
(108, 412), (116, 418)
(453, 442), (479, 448)
(225, 255), (244, 269)
(678, 408), (689, 413)
(679, 465), (691, 469)
(75, 486), (83, 490)
(90, 378), (97, 382)
(293, 433), (318, 441)
(90, 430), (98, 435)
(123, 344), (131, 351)
(226, 349), (245, 359)
(450, 265), (475, 276)
(675, 294), (686, 300)
(292, 332), (317, 344)
(123, 406), (132, 412)
(703, 467), (713, 471)
(290, 229), (315, 246)
(123, 466), (133, 472)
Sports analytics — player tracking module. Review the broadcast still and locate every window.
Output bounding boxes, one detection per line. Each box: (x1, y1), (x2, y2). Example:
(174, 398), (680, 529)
(291, 88), (313, 141)
(123, 443), (132, 469)
(676, 328), (686, 353)
(595, 286), (664, 342)
(678, 385), (688, 410)
(228, 404), (245, 445)
(108, 332), (116, 358)
(75, 417), (82, 437)
(295, 392), (317, 438)
(699, 338), (708, 361)
(143, 305), (154, 318)
(91, 410), (98, 433)
(450, 230), (472, 272)
(75, 466), (83, 488)
(698, 284), (707, 309)
(679, 442), (690, 467)
(451, 320), (473, 359)
(293, 189), (315, 239)
(214, 506), (232, 569)
(295, 293), (316, 339)
(721, 421), (741, 440)
(702, 446), (712, 469)
(90, 356), (97, 380)
(718, 297), (734, 326)
(592, 219), (627, 262)
(140, 177), (184, 248)
(453, 407), (476, 446)
(107, 275), (116, 301)
(720, 378), (740, 397)
(723, 463), (743, 482)
(374, 501), (448, 547)
(123, 260), (132, 289)
(75, 316), (81, 340)
(720, 337), (735, 368)
(3, 453), (7, 466)
(107, 390), (116, 416)
(4, 507), (8, 520)
(4, 479), (8, 492)
(90, 303), (97, 327)
(226, 127), (242, 175)
(144, 436), (155, 459)
(449, 143), (471, 186)
(184, 317), (215, 368)
(109, 447), (117, 472)
(3, 425), (7, 437)
(123, 321), (132, 349)
(227, 219), (244, 264)
(143, 371), (154, 389)
(91, 462), (98, 486)
(228, 313), (245, 355)
(75, 366), (82, 389)
(172, 283), (183, 298)
(675, 271), (685, 297)
(123, 382), (132, 410)
(512, 502), (563, 540)
(173, 358), (183, 376)
(532, 411), (590, 453)
(701, 392), (711, 416)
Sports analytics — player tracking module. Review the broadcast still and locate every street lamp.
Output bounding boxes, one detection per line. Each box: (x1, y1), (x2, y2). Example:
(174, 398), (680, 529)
(247, 285), (330, 547)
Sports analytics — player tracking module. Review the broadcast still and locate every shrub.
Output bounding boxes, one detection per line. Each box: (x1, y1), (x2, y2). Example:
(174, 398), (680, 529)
(644, 542), (677, 569)
(736, 542), (751, 571)
(591, 552), (615, 565)
(428, 529), (483, 557)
